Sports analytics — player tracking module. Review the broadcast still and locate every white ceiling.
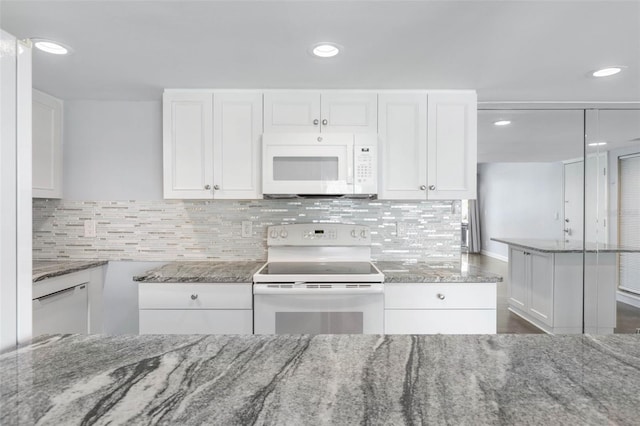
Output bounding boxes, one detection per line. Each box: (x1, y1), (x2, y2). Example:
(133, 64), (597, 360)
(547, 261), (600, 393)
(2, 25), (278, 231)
(1, 0), (639, 102)
(478, 109), (640, 162)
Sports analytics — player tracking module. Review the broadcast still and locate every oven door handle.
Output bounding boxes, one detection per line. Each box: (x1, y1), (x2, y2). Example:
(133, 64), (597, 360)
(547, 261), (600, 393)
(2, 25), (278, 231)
(253, 285), (384, 295)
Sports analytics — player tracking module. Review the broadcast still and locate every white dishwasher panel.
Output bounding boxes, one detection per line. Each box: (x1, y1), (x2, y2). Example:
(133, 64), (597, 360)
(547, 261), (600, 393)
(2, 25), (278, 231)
(33, 284), (88, 336)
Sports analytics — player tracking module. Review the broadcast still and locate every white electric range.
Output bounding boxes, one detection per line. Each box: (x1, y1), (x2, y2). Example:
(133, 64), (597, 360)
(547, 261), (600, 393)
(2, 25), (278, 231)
(253, 223), (384, 334)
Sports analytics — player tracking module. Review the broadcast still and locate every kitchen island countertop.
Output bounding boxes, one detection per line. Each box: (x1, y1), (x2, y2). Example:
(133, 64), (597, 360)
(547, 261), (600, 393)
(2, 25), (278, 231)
(1, 333), (639, 425)
(32, 260), (108, 283)
(133, 260), (265, 283)
(491, 237), (640, 253)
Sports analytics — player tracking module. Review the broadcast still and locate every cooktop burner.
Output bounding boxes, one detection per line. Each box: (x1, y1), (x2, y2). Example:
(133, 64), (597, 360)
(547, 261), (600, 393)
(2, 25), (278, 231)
(261, 261), (378, 275)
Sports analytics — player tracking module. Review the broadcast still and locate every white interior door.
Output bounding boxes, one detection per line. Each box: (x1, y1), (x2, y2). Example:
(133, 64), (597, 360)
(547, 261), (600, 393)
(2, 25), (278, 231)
(585, 152), (608, 244)
(564, 161), (584, 242)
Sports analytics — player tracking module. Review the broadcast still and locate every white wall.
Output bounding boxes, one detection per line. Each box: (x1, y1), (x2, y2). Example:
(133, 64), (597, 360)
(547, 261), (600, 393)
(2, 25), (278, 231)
(478, 162), (564, 259)
(63, 100), (163, 200)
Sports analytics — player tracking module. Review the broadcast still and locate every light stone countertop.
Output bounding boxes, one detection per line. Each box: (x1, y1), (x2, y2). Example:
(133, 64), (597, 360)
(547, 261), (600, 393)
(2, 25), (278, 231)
(375, 261), (503, 283)
(1, 334), (639, 425)
(491, 237), (640, 253)
(133, 261), (265, 283)
(32, 260), (108, 283)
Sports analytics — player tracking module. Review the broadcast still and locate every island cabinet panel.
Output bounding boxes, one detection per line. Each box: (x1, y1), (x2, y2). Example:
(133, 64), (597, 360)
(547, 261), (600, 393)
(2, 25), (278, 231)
(508, 248), (528, 310)
(384, 282), (497, 334)
(508, 248), (554, 328)
(138, 283), (253, 334)
(264, 91), (377, 133)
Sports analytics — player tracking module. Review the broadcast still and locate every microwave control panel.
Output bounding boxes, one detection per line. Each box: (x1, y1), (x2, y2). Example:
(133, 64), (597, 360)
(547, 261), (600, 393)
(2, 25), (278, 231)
(354, 135), (378, 194)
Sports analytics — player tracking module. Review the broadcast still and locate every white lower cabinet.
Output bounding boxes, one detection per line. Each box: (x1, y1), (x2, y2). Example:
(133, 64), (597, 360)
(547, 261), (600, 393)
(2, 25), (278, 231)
(138, 283), (253, 334)
(384, 283), (497, 334)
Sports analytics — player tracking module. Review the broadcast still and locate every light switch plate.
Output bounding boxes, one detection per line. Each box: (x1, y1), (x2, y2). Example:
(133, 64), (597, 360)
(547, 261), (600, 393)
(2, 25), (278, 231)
(396, 222), (407, 237)
(241, 221), (252, 238)
(84, 220), (96, 238)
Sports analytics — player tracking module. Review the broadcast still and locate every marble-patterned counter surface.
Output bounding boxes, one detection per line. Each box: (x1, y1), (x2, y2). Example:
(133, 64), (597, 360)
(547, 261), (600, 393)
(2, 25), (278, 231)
(1, 334), (639, 425)
(32, 260), (108, 283)
(492, 237), (640, 253)
(133, 261), (265, 283)
(375, 261), (503, 283)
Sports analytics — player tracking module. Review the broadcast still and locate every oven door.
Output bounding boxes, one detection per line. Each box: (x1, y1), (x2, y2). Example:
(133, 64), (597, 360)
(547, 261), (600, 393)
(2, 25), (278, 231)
(262, 133), (354, 195)
(253, 284), (384, 334)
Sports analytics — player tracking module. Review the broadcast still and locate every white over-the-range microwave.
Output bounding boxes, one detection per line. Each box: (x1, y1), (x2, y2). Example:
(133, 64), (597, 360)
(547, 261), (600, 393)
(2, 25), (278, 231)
(262, 133), (378, 196)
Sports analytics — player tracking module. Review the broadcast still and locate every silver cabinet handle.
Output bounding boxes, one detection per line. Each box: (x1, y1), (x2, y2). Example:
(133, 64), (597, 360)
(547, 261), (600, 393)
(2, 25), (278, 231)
(420, 185), (426, 190)
(313, 119), (319, 125)
(437, 293), (445, 300)
(190, 294), (198, 300)
(322, 119), (328, 125)
(213, 185), (220, 190)
(429, 185), (436, 190)
(204, 184), (211, 190)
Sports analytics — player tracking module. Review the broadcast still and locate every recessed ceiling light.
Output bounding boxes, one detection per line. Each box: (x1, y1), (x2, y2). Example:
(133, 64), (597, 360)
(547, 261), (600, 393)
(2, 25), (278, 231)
(31, 38), (72, 55)
(311, 43), (341, 58)
(588, 142), (607, 147)
(493, 120), (511, 126)
(592, 67), (622, 77)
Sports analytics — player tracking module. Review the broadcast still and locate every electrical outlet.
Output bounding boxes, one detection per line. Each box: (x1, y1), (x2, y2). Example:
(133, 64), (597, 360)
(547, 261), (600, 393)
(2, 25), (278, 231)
(396, 222), (407, 237)
(241, 221), (252, 238)
(84, 220), (96, 238)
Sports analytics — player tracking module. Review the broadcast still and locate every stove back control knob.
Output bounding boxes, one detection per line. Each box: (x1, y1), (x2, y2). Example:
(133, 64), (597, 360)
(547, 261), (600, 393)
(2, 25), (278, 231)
(270, 229), (278, 238)
(351, 229), (357, 238)
(360, 230), (367, 238)
(280, 230), (288, 238)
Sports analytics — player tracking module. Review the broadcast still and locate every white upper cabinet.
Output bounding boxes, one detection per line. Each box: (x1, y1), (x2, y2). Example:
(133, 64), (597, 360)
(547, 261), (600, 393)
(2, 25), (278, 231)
(378, 90), (477, 200)
(213, 92), (262, 199)
(32, 90), (63, 199)
(163, 91), (263, 199)
(427, 91), (477, 200)
(163, 92), (214, 199)
(264, 91), (377, 133)
(378, 93), (427, 200)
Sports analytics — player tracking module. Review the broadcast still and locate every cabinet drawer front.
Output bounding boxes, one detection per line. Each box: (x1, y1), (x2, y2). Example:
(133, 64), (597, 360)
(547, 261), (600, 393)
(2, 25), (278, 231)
(139, 283), (252, 309)
(139, 309), (253, 334)
(385, 309), (496, 334)
(385, 283), (496, 309)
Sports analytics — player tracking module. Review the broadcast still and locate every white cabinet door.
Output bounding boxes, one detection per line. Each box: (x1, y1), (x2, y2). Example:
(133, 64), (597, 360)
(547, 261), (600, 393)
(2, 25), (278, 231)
(320, 92), (377, 133)
(213, 92), (263, 199)
(264, 92), (320, 132)
(139, 310), (253, 334)
(385, 310), (496, 334)
(427, 91), (477, 200)
(528, 251), (554, 326)
(508, 248), (527, 310)
(32, 90), (63, 199)
(33, 284), (88, 336)
(378, 93), (428, 199)
(163, 92), (214, 199)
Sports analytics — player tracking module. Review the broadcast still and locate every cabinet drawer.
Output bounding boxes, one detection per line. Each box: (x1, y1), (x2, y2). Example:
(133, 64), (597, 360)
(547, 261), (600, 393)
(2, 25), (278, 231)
(139, 283), (252, 309)
(139, 309), (252, 334)
(385, 283), (496, 309)
(385, 309), (496, 334)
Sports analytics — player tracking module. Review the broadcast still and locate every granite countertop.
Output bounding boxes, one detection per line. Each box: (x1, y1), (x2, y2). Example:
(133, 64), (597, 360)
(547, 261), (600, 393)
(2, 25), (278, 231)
(32, 260), (108, 283)
(375, 261), (503, 283)
(491, 237), (640, 253)
(133, 261), (265, 283)
(1, 334), (639, 424)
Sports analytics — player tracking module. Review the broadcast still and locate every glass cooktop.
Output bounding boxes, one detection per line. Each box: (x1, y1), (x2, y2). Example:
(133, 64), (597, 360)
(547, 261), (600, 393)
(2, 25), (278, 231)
(260, 262), (379, 275)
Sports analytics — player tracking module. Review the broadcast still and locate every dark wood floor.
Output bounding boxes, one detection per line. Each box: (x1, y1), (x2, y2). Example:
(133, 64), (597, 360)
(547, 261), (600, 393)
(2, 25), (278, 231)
(464, 254), (640, 334)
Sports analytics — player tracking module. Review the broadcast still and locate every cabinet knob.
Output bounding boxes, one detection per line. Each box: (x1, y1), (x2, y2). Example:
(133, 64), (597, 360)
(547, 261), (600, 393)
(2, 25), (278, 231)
(213, 184), (220, 190)
(190, 294), (198, 300)
(313, 119), (319, 125)
(204, 184), (211, 190)
(437, 293), (445, 300)
(429, 185), (436, 190)
(420, 185), (427, 190)
(322, 119), (328, 125)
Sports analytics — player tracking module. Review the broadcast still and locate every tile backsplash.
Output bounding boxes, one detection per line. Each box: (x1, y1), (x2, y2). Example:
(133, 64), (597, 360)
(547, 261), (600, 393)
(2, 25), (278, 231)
(33, 199), (462, 263)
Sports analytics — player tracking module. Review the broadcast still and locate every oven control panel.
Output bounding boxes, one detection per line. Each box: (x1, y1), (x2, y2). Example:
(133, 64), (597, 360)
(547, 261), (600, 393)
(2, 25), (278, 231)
(267, 224), (372, 246)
